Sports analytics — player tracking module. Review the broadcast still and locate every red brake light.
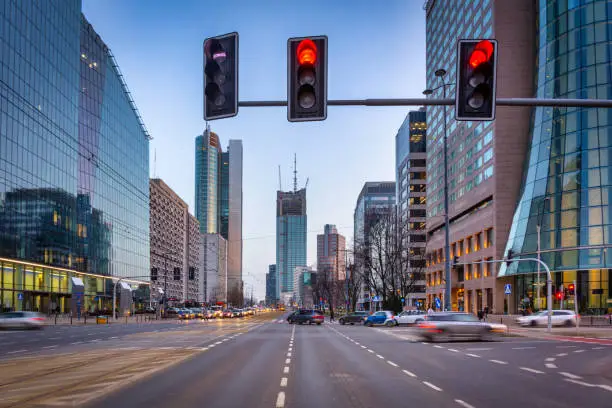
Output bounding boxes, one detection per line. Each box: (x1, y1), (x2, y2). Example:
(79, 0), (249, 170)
(469, 40), (494, 68)
(297, 39), (317, 66)
(32, 317), (45, 321)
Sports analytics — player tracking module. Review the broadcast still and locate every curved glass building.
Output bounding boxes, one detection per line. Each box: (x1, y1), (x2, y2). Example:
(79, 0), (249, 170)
(499, 0), (612, 314)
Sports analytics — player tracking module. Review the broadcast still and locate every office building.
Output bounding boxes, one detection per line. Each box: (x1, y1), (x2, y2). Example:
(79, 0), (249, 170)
(265, 265), (277, 305)
(424, 0), (535, 313)
(194, 129), (242, 303)
(396, 109), (428, 307)
(499, 0), (612, 314)
(353, 182), (396, 309)
(0, 2), (150, 314)
(200, 233), (228, 304)
(150, 179), (200, 303)
(317, 224), (346, 282)
(293, 266), (316, 308)
(276, 188), (307, 301)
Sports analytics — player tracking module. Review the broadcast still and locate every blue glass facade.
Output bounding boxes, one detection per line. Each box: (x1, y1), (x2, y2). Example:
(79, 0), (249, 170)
(0, 1), (150, 313)
(276, 189), (307, 299)
(500, 0), (612, 313)
(194, 129), (220, 234)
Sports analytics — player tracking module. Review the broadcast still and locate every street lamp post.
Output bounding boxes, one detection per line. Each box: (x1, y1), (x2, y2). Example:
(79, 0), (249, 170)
(536, 197), (550, 311)
(424, 68), (452, 311)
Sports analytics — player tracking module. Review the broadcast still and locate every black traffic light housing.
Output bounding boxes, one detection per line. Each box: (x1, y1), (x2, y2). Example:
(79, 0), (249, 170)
(173, 267), (181, 281)
(456, 39), (498, 121)
(568, 283), (575, 296)
(151, 267), (158, 281)
(288, 36), (328, 122)
(204, 32), (238, 120)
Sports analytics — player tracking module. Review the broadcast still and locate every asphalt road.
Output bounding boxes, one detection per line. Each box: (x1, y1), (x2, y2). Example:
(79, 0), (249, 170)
(86, 315), (611, 408)
(0, 313), (610, 407)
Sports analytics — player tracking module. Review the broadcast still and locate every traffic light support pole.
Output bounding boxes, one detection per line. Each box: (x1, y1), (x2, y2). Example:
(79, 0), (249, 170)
(238, 98), (612, 108)
(454, 257), (553, 332)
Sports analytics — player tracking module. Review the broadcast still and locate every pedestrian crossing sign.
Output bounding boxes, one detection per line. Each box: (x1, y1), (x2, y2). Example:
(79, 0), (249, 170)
(504, 284), (512, 295)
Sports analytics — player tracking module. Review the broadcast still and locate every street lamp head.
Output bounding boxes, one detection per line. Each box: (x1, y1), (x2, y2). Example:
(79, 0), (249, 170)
(422, 89), (433, 96)
(435, 68), (447, 77)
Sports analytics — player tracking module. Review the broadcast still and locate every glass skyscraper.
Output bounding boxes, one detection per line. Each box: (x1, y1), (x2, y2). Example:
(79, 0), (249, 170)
(195, 128), (221, 234)
(0, 1), (150, 313)
(276, 188), (307, 301)
(500, 0), (612, 314)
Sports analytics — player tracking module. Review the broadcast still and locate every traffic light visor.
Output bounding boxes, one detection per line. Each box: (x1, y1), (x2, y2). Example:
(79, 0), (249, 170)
(297, 39), (317, 65)
(469, 40), (494, 68)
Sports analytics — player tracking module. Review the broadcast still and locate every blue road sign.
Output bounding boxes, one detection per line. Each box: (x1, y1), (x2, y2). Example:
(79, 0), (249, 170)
(401, 297), (405, 304)
(434, 297), (441, 309)
(17, 293), (23, 300)
(504, 284), (512, 295)
(372, 295), (380, 302)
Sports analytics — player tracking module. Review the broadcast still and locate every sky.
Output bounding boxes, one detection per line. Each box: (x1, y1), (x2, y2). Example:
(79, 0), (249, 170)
(81, 0), (427, 299)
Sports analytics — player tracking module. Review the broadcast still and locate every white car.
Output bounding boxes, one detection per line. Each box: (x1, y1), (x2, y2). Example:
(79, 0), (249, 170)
(0, 311), (46, 329)
(516, 310), (579, 327)
(396, 310), (427, 325)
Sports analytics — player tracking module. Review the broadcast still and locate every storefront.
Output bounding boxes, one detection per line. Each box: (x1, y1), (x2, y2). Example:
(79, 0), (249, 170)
(0, 258), (149, 314)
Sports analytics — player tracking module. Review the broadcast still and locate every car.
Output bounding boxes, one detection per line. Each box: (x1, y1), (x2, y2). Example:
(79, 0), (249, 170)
(364, 310), (398, 327)
(0, 311), (46, 329)
(204, 309), (214, 319)
(396, 310), (427, 325)
(287, 309), (324, 325)
(338, 311), (370, 325)
(516, 310), (579, 327)
(417, 312), (507, 342)
(223, 309), (234, 318)
(177, 309), (190, 320)
(231, 309), (242, 318)
(191, 308), (204, 319)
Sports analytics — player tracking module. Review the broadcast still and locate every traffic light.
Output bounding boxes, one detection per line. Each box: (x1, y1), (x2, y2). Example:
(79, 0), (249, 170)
(173, 267), (181, 281)
(456, 39), (498, 121)
(288, 36), (328, 122)
(453, 256), (460, 267)
(568, 283), (575, 296)
(556, 291), (563, 300)
(151, 267), (158, 281)
(203, 32), (238, 120)
(188, 267), (195, 281)
(505, 249), (514, 266)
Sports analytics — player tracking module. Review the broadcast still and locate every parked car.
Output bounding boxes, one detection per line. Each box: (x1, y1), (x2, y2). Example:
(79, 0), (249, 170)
(339, 311), (370, 325)
(516, 310), (579, 327)
(364, 310), (398, 327)
(287, 309), (324, 325)
(0, 311), (46, 329)
(191, 308), (204, 319)
(223, 309), (234, 318)
(417, 312), (507, 342)
(396, 310), (427, 325)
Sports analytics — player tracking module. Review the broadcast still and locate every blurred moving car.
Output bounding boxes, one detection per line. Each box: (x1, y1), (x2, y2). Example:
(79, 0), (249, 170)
(0, 311), (46, 329)
(396, 310), (427, 325)
(364, 310), (398, 327)
(417, 312), (506, 342)
(516, 310), (578, 327)
(338, 311), (369, 325)
(287, 309), (324, 325)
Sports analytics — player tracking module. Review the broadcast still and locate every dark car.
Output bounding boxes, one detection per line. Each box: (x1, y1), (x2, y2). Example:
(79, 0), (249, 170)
(287, 309), (324, 325)
(339, 311), (369, 325)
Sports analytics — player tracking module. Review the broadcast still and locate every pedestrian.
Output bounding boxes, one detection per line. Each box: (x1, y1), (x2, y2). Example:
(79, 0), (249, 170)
(330, 309), (335, 322)
(427, 306), (434, 315)
(484, 306), (489, 321)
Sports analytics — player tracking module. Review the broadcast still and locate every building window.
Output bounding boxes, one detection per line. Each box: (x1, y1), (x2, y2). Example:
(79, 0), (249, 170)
(465, 237), (472, 254)
(474, 232), (481, 252)
(485, 228), (493, 248)
(457, 241), (463, 256)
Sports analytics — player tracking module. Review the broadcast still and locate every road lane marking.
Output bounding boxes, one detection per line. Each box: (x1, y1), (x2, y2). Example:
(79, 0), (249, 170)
(433, 345), (444, 349)
(592, 347), (605, 350)
(368, 349), (374, 353)
(387, 361), (398, 367)
(559, 372), (582, 379)
(466, 347), (492, 351)
(573, 349), (585, 353)
(545, 363), (557, 369)
(520, 367), (545, 374)
(466, 353), (480, 358)
(455, 400), (475, 408)
(376, 354), (384, 359)
(556, 353), (568, 357)
(214, 341), (222, 345)
(556, 345), (577, 348)
(545, 357), (556, 362)
(285, 358), (291, 364)
(288, 347), (292, 351)
(49, 337), (60, 340)
(287, 352), (292, 357)
(71, 342), (83, 345)
(361, 345), (367, 349)
(280, 377), (288, 387)
(7, 349), (27, 354)
(283, 366), (290, 374)
(276, 391), (285, 408)
(512, 346), (536, 350)
(42, 345), (58, 349)
(421, 342), (429, 345)
(402, 369), (417, 378)
(422, 381), (442, 391)
(564, 378), (612, 393)
(489, 359), (508, 365)
(355, 342), (360, 345)
(110, 336), (118, 339)
(447, 348), (459, 353)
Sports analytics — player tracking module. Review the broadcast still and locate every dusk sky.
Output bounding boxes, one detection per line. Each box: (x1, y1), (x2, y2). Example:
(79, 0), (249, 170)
(82, 0), (427, 299)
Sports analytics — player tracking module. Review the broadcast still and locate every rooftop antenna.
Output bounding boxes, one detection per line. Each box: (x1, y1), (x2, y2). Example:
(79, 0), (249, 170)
(153, 148), (157, 178)
(293, 153), (297, 192)
(278, 165), (282, 191)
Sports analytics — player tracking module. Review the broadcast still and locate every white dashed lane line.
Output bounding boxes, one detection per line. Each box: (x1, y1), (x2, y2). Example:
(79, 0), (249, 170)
(466, 353), (480, 358)
(276, 391), (285, 408)
(42, 345), (58, 349)
(573, 349), (586, 353)
(545, 357), (556, 362)
(520, 367), (545, 374)
(455, 399), (476, 408)
(556, 352), (568, 357)
(422, 381), (443, 392)
(560, 372), (582, 379)
(7, 349), (27, 354)
(402, 369), (417, 378)
(387, 361), (399, 367)
(489, 359), (508, 365)
(545, 363), (557, 369)
(376, 354), (384, 359)
(283, 366), (289, 374)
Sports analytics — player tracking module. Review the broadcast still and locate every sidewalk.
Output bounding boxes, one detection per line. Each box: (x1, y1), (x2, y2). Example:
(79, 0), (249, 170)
(43, 315), (179, 326)
(486, 314), (612, 327)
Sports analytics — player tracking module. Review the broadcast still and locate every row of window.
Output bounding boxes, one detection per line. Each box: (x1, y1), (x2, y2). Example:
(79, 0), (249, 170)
(427, 228), (494, 267)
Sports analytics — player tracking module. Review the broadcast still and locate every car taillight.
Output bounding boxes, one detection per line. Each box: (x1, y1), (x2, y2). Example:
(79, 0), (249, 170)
(31, 317), (45, 321)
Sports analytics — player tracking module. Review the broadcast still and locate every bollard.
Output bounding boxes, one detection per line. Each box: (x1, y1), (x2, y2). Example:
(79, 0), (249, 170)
(84, 314), (87, 325)
(55, 313), (58, 325)
(70, 315), (73, 325)
(125, 316), (128, 324)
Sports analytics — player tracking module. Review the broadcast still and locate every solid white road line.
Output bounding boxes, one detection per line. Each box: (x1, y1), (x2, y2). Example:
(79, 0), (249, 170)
(455, 399), (476, 408)
(489, 359), (508, 365)
(387, 361), (398, 367)
(466, 353), (480, 358)
(280, 377), (288, 387)
(520, 367), (545, 374)
(283, 366), (290, 374)
(564, 378), (612, 393)
(556, 353), (568, 357)
(466, 347), (492, 351)
(276, 391), (286, 408)
(559, 372), (582, 379)
(402, 369), (417, 378)
(422, 381), (443, 391)
(545, 363), (557, 369)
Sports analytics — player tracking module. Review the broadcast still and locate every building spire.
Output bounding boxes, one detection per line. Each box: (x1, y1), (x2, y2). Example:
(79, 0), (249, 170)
(293, 153), (297, 192)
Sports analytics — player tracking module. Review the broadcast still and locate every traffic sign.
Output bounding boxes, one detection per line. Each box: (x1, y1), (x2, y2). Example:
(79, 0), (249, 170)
(17, 293), (23, 300)
(372, 295), (380, 302)
(504, 284), (512, 295)
(434, 297), (441, 309)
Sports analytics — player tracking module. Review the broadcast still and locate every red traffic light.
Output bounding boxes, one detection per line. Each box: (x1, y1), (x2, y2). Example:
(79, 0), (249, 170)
(469, 40), (494, 68)
(297, 39), (317, 65)
(556, 292), (563, 300)
(568, 284), (575, 290)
